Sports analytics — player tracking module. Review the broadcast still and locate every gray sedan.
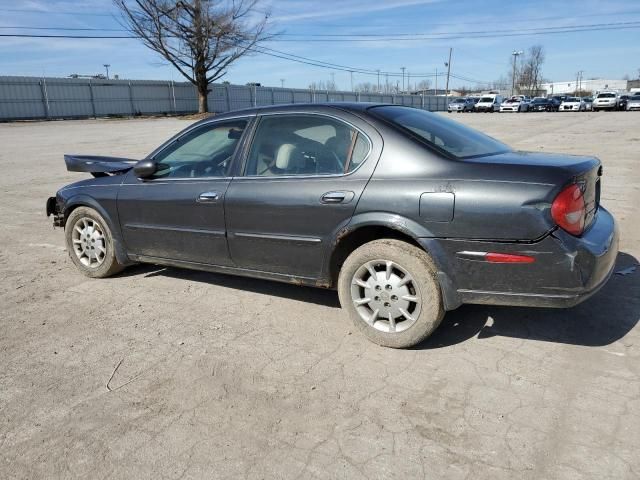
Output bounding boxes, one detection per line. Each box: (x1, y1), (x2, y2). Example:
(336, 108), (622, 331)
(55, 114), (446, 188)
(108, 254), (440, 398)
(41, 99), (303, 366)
(47, 103), (618, 348)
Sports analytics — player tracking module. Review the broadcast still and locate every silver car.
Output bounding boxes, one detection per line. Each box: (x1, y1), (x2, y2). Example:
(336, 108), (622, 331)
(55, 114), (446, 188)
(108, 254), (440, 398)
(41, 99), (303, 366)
(626, 95), (640, 111)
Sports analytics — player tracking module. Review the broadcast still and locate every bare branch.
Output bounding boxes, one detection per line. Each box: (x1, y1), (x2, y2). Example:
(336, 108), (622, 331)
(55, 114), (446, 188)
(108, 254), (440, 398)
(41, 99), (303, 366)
(113, 0), (273, 112)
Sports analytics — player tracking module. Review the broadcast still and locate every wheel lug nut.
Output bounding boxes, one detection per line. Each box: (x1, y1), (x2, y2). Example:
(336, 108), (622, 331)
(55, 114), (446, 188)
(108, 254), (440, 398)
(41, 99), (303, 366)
(375, 285), (381, 291)
(391, 295), (398, 301)
(385, 285), (392, 290)
(384, 302), (390, 307)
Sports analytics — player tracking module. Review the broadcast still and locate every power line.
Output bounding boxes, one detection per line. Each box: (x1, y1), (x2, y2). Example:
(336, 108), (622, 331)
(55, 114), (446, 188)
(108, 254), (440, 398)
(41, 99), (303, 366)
(275, 21), (640, 37)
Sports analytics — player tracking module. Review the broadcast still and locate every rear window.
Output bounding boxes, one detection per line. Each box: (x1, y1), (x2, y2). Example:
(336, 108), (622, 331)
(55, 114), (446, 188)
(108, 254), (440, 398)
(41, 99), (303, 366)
(597, 93), (616, 98)
(371, 106), (510, 159)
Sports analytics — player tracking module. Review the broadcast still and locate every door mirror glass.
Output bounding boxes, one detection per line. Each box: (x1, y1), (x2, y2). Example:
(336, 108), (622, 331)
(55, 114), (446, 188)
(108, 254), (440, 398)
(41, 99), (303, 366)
(133, 159), (158, 178)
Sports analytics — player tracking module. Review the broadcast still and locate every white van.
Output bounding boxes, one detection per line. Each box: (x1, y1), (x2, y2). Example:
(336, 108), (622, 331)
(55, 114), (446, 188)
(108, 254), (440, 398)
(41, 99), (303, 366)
(475, 94), (504, 113)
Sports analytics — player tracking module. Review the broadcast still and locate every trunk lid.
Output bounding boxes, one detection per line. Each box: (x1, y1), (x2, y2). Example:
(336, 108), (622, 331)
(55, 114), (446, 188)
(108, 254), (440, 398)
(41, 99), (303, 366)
(466, 151), (602, 234)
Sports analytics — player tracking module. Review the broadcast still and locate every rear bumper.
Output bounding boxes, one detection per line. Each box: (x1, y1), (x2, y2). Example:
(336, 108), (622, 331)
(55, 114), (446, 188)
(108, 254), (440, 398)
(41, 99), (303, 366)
(424, 207), (619, 309)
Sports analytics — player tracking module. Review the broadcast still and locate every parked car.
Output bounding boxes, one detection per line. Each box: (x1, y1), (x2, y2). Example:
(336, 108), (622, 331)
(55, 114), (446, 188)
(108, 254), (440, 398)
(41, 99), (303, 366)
(617, 95), (630, 111)
(559, 97), (587, 112)
(582, 97), (594, 111)
(475, 95), (504, 112)
(528, 97), (556, 112)
(626, 95), (640, 111)
(46, 103), (618, 348)
(500, 97), (529, 112)
(593, 92), (618, 111)
(448, 97), (475, 113)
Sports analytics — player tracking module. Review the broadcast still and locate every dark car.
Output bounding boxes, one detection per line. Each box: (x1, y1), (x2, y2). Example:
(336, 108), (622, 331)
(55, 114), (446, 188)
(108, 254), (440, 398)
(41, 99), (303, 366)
(46, 103), (618, 348)
(618, 95), (630, 111)
(528, 97), (556, 111)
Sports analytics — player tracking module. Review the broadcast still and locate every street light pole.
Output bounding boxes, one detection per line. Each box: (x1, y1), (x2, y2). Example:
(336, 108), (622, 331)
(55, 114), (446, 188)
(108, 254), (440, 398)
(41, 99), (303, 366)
(103, 64), (110, 79)
(511, 50), (523, 96)
(444, 47), (452, 105)
(377, 69), (380, 93)
(280, 78), (285, 88)
(401, 67), (406, 93)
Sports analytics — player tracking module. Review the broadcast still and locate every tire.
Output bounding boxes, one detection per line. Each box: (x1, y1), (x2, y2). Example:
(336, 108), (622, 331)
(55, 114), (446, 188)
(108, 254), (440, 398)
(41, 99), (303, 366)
(337, 239), (444, 348)
(65, 206), (124, 278)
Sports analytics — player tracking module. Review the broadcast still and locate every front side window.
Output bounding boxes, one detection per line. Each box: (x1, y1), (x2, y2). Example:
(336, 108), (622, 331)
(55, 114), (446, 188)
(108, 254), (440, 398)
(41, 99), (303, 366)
(244, 115), (370, 176)
(152, 120), (247, 178)
(371, 105), (510, 159)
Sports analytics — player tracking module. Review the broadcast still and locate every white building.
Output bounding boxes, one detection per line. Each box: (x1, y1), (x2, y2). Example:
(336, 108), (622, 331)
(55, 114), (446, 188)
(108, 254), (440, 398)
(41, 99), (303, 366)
(541, 79), (627, 95)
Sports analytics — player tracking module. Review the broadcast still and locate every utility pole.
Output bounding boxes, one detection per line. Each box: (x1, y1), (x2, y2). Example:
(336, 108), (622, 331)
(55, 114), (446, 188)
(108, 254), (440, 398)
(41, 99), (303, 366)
(577, 70), (584, 96)
(445, 47), (452, 105)
(280, 78), (285, 88)
(435, 68), (438, 95)
(377, 70), (380, 93)
(385, 73), (389, 93)
(330, 72), (335, 91)
(401, 66), (406, 93)
(511, 50), (523, 96)
(103, 64), (110, 79)
(349, 70), (353, 92)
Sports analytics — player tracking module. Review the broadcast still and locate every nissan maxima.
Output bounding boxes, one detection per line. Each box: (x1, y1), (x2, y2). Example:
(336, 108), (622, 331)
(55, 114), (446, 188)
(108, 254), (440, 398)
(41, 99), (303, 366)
(47, 103), (618, 348)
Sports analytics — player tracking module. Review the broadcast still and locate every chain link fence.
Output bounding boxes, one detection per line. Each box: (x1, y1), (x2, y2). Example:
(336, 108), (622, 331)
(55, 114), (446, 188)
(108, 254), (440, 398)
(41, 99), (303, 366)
(0, 76), (449, 121)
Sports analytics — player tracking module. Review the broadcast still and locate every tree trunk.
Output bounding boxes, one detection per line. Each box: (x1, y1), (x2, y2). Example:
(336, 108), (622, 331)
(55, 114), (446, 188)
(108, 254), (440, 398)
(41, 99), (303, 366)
(197, 86), (208, 114)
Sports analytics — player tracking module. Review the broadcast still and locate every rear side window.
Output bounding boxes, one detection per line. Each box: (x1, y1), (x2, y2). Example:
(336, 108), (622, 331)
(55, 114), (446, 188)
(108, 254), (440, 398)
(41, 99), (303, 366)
(371, 106), (510, 159)
(244, 115), (370, 176)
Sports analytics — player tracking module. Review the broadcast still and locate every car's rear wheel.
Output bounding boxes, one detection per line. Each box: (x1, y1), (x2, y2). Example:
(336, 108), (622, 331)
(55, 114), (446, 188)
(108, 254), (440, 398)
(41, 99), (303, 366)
(337, 239), (444, 348)
(65, 206), (124, 278)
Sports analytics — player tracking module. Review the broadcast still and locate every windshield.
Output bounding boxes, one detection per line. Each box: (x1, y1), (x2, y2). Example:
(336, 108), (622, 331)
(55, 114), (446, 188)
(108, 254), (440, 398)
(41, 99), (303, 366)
(597, 93), (616, 98)
(565, 97), (580, 102)
(452, 98), (466, 103)
(479, 97), (493, 102)
(532, 98), (546, 103)
(631, 95), (640, 100)
(371, 106), (510, 159)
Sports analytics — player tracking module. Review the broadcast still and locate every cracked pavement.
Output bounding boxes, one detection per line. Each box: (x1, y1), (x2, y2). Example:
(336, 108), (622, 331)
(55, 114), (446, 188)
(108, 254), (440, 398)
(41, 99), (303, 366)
(1, 112), (639, 479)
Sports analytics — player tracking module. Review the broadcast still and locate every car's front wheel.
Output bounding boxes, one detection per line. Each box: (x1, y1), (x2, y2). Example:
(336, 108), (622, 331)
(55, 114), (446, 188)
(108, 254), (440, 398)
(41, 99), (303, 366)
(338, 239), (444, 348)
(65, 206), (124, 278)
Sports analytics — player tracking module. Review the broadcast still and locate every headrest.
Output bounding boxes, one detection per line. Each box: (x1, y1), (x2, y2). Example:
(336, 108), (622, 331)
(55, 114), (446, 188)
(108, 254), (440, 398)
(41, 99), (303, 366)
(275, 143), (297, 170)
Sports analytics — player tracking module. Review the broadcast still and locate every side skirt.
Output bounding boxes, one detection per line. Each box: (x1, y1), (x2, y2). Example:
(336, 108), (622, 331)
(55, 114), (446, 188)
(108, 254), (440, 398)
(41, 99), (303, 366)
(129, 254), (333, 289)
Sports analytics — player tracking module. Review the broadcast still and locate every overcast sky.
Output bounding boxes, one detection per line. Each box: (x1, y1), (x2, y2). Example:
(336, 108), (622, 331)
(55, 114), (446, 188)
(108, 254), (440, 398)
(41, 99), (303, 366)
(1, 0), (639, 90)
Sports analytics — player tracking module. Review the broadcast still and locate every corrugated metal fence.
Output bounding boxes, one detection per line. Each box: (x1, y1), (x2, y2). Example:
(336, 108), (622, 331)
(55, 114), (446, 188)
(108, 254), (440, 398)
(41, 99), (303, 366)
(0, 76), (449, 121)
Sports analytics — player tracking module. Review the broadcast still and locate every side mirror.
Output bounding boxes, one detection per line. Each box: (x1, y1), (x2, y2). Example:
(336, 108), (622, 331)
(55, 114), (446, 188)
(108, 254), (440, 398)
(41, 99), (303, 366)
(133, 159), (158, 179)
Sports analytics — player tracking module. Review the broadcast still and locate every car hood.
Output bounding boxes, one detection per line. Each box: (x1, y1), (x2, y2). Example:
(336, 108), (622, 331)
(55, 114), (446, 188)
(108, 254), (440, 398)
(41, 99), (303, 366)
(64, 154), (138, 175)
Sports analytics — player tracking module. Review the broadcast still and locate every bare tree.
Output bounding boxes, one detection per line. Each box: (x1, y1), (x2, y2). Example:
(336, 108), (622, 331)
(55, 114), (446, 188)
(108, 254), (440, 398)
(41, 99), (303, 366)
(114, 0), (271, 113)
(354, 82), (375, 93)
(416, 79), (432, 92)
(518, 45), (545, 95)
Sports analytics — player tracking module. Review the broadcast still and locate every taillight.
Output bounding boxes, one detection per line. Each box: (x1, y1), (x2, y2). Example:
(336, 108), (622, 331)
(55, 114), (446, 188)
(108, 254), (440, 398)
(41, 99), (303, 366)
(551, 184), (586, 235)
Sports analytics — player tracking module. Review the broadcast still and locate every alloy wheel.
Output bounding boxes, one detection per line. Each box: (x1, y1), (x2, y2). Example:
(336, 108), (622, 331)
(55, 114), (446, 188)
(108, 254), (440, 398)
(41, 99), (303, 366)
(350, 259), (421, 333)
(71, 217), (107, 268)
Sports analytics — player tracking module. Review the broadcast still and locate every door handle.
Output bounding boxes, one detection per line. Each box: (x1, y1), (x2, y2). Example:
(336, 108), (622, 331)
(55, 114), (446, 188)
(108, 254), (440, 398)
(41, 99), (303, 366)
(321, 191), (354, 204)
(197, 192), (219, 203)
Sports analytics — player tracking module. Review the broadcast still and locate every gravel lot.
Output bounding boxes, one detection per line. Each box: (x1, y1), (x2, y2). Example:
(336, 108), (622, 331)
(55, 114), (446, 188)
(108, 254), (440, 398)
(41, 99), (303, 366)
(1, 111), (639, 479)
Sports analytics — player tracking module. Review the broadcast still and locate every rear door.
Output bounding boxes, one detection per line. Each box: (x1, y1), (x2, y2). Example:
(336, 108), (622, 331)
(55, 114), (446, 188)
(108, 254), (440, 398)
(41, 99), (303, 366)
(117, 117), (252, 265)
(224, 110), (381, 278)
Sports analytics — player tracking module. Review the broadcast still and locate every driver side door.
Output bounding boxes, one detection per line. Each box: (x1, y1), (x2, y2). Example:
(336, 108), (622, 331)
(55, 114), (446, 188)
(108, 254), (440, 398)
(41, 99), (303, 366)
(117, 118), (251, 265)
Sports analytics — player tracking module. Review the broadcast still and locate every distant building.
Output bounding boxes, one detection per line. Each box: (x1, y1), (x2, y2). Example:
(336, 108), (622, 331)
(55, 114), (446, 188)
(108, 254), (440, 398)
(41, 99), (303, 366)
(541, 79), (627, 95)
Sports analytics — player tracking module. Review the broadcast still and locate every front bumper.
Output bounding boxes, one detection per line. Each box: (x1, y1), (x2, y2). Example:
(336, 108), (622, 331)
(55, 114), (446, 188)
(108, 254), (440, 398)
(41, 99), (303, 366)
(46, 196), (65, 227)
(427, 207), (619, 309)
